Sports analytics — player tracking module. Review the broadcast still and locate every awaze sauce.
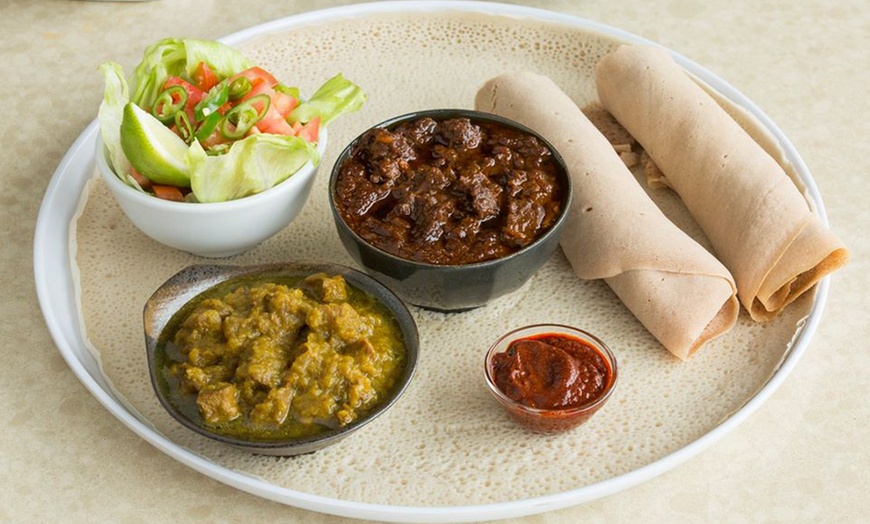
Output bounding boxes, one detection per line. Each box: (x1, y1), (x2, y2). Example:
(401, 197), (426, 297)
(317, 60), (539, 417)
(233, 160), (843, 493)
(491, 333), (613, 411)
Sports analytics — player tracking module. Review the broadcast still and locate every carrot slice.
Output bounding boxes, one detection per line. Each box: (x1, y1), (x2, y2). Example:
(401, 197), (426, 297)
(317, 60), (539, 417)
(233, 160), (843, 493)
(129, 167), (152, 191)
(152, 184), (185, 202)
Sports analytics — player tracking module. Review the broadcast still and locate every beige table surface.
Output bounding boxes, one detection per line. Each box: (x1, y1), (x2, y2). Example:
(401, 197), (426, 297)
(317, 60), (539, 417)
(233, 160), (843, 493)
(4, 0), (868, 522)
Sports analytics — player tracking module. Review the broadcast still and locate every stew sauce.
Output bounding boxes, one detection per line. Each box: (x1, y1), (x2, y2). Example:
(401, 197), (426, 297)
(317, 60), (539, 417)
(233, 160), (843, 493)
(334, 116), (564, 265)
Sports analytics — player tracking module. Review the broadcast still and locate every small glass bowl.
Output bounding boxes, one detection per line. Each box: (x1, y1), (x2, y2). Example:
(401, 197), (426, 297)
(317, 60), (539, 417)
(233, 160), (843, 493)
(484, 324), (618, 434)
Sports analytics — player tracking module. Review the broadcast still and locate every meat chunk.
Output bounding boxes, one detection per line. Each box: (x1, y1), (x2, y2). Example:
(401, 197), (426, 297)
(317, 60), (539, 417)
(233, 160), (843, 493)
(307, 302), (373, 345)
(176, 363), (233, 392)
(435, 118), (482, 150)
(457, 166), (502, 220)
(250, 386), (293, 425)
(412, 191), (456, 245)
(302, 273), (349, 303)
(285, 334), (376, 428)
(334, 162), (392, 216)
(196, 382), (241, 424)
(235, 337), (289, 388)
(362, 128), (416, 183)
(400, 116), (438, 147)
(503, 198), (546, 248)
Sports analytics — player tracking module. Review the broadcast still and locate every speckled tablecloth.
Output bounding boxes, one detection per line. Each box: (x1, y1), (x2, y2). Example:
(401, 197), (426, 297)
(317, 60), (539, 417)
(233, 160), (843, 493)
(5, 0), (868, 522)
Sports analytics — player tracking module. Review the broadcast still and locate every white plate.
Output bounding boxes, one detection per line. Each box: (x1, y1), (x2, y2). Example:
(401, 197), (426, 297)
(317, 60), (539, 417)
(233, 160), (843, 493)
(34, 2), (831, 522)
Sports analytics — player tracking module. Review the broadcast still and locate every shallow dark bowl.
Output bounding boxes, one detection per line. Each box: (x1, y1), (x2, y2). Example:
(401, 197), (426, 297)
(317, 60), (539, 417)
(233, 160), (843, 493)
(328, 109), (573, 311)
(143, 262), (419, 456)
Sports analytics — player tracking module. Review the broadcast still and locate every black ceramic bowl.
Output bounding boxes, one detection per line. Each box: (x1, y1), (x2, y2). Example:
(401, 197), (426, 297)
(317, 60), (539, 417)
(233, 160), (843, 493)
(143, 262), (419, 456)
(328, 109), (573, 311)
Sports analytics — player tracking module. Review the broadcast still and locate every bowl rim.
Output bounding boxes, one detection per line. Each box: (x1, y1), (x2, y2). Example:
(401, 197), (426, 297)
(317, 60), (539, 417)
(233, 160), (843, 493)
(327, 108), (574, 269)
(483, 323), (619, 417)
(143, 261), (419, 453)
(95, 126), (328, 213)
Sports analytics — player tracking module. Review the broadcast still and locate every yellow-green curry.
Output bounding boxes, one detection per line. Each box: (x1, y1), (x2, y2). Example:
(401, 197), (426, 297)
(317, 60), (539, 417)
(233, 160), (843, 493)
(160, 273), (406, 440)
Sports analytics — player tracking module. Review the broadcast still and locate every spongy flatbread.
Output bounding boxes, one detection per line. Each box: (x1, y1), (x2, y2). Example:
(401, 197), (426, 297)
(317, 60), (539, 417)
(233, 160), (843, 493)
(596, 45), (848, 321)
(73, 11), (815, 507)
(475, 72), (738, 360)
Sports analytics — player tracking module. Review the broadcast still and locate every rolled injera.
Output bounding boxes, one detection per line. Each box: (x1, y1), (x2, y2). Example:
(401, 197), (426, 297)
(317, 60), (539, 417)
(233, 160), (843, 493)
(476, 72), (739, 360)
(596, 45), (849, 321)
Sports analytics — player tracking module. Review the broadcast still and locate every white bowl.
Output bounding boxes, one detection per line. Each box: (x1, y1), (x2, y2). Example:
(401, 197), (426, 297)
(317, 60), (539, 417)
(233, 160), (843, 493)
(94, 130), (327, 257)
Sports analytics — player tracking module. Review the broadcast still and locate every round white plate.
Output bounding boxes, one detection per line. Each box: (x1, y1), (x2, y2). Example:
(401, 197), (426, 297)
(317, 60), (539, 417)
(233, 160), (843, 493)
(34, 2), (830, 522)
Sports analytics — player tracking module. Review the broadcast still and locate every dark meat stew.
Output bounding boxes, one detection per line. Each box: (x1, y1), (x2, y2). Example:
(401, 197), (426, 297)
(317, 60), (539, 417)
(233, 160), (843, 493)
(334, 116), (565, 265)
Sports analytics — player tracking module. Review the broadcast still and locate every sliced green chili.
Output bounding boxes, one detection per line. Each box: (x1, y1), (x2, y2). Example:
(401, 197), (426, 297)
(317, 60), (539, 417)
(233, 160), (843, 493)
(174, 111), (194, 144)
(228, 77), (252, 101)
(194, 80), (229, 121)
(219, 94), (270, 139)
(151, 85), (188, 124)
(194, 111), (222, 143)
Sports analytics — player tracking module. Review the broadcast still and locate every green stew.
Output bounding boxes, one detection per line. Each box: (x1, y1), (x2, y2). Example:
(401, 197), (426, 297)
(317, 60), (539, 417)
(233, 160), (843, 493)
(158, 273), (406, 441)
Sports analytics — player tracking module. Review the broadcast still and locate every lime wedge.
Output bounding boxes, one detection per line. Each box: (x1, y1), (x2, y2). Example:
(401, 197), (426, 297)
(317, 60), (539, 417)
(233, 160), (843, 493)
(120, 102), (190, 186)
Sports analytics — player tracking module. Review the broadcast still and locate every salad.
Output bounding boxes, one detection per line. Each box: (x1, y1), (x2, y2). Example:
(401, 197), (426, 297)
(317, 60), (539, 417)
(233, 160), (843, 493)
(99, 38), (366, 203)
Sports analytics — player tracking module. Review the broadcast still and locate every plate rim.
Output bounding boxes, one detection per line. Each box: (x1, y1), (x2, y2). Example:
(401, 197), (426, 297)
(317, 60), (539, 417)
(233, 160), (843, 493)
(33, 1), (830, 521)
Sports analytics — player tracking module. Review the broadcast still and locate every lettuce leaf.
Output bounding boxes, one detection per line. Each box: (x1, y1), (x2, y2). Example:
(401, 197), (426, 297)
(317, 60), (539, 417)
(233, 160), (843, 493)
(98, 62), (145, 191)
(289, 73), (367, 126)
(187, 134), (319, 203)
(129, 38), (251, 110)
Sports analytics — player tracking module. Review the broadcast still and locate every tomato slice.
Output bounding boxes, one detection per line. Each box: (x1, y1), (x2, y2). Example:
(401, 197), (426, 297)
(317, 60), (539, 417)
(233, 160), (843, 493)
(256, 108), (295, 135)
(295, 117), (320, 143)
(163, 77), (205, 122)
(228, 66), (279, 89)
(192, 62), (219, 92)
(239, 81), (295, 135)
(164, 77), (204, 106)
(271, 89), (298, 116)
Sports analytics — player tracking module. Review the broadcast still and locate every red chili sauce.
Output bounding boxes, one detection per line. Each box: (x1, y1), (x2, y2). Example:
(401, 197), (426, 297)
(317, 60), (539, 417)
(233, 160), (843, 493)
(491, 333), (611, 411)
